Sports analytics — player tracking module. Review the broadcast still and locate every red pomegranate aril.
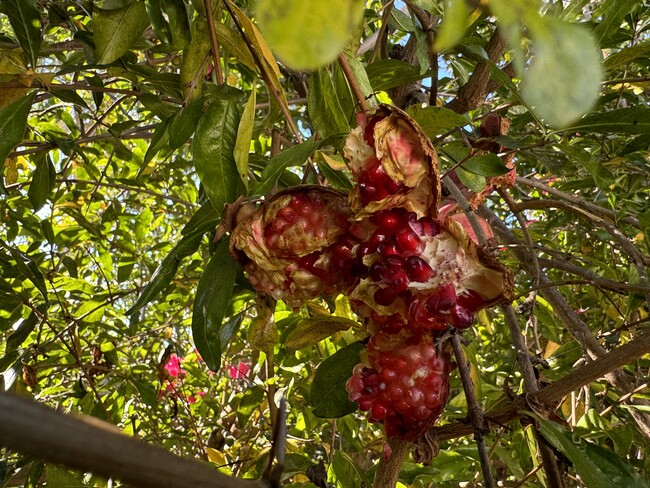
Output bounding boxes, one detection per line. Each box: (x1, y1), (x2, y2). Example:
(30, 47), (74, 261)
(457, 290), (486, 312)
(404, 256), (434, 282)
(371, 211), (404, 234)
(369, 230), (388, 248)
(277, 206), (297, 223)
(381, 368), (397, 382)
(369, 262), (383, 282)
(365, 373), (380, 387)
(380, 266), (409, 291)
(428, 284), (457, 312)
(372, 403), (388, 421)
(451, 304), (474, 329)
(418, 217), (441, 237)
(374, 286), (399, 306)
(387, 383), (404, 399)
(359, 399), (373, 411)
(395, 227), (423, 254)
(378, 241), (400, 257)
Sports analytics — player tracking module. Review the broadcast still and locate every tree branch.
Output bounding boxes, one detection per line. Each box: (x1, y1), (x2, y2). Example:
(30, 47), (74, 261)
(446, 28), (506, 114)
(0, 392), (269, 488)
(430, 329), (650, 442)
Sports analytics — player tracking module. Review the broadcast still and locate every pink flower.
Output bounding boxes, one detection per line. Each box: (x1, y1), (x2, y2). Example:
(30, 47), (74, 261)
(187, 391), (206, 404)
(164, 354), (185, 378)
(228, 361), (251, 379)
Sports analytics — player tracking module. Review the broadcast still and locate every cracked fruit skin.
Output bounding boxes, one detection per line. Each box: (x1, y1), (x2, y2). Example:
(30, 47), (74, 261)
(344, 105), (441, 219)
(230, 186), (362, 307)
(346, 330), (451, 440)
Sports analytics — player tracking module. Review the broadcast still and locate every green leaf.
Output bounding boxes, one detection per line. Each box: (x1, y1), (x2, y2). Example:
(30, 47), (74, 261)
(27, 154), (55, 211)
(521, 20), (602, 128)
(407, 105), (469, 138)
(455, 166), (486, 193)
(191, 237), (238, 372)
(308, 67), (350, 139)
(0, 239), (47, 302)
(434, 0), (471, 52)
(164, 0), (190, 49)
(560, 143), (613, 191)
(285, 315), (358, 351)
(237, 385), (265, 426)
(332, 451), (365, 487)
(181, 201), (219, 236)
(537, 417), (650, 488)
(592, 0), (639, 46)
(193, 87), (244, 212)
(252, 140), (320, 196)
(256, 0), (364, 70)
(568, 107), (650, 135)
(180, 16), (211, 102)
(126, 232), (203, 314)
(366, 59), (430, 91)
(234, 86), (256, 190)
(0, 92), (35, 164)
(139, 117), (171, 175)
(339, 52), (374, 103)
(6, 310), (39, 349)
(169, 98), (203, 149)
(310, 341), (363, 418)
(0, 0), (42, 68)
(603, 41), (650, 71)
(462, 154), (510, 177)
(93, 2), (149, 65)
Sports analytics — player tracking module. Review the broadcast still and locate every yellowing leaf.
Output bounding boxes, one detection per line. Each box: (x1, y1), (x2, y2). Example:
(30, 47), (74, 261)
(206, 447), (226, 465)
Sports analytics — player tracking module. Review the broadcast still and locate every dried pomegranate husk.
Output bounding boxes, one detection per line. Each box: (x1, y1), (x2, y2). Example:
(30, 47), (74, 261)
(230, 186), (361, 307)
(346, 330), (451, 441)
(344, 105), (440, 219)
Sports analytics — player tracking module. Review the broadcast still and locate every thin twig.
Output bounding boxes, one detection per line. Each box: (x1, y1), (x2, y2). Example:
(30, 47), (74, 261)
(451, 334), (496, 488)
(204, 0), (224, 85)
(338, 53), (369, 111)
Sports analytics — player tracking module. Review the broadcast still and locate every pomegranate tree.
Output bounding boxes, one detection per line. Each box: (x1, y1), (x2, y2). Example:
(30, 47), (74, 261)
(230, 105), (512, 445)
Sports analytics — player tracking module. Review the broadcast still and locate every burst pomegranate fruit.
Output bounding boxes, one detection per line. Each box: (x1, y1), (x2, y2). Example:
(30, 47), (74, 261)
(350, 208), (511, 332)
(230, 186), (362, 307)
(346, 331), (451, 440)
(344, 106), (440, 218)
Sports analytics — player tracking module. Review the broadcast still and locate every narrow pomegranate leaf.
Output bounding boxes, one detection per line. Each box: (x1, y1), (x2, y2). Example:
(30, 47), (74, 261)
(332, 451), (365, 488)
(164, 0), (190, 49)
(169, 97), (203, 150)
(365, 59), (428, 92)
(434, 0), (471, 52)
(93, 2), (149, 64)
(234, 86), (256, 190)
(255, 0), (364, 70)
(407, 105), (469, 138)
(179, 17), (211, 102)
(6, 310), (38, 350)
(126, 232), (203, 315)
(252, 140), (320, 196)
(145, 0), (171, 45)
(0, 92), (36, 164)
(0, 0), (42, 68)
(569, 107), (650, 135)
(192, 237), (238, 372)
(139, 117), (171, 175)
(27, 153), (55, 211)
(462, 154), (510, 177)
(592, 0), (639, 46)
(237, 385), (265, 426)
(285, 316), (359, 351)
(311, 342), (363, 418)
(454, 167), (486, 193)
(0, 240), (47, 302)
(181, 201), (219, 236)
(193, 86), (244, 212)
(537, 416), (649, 488)
(308, 67), (350, 139)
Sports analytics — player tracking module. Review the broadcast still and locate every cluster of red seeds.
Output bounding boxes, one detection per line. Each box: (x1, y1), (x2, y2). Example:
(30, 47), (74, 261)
(346, 332), (449, 440)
